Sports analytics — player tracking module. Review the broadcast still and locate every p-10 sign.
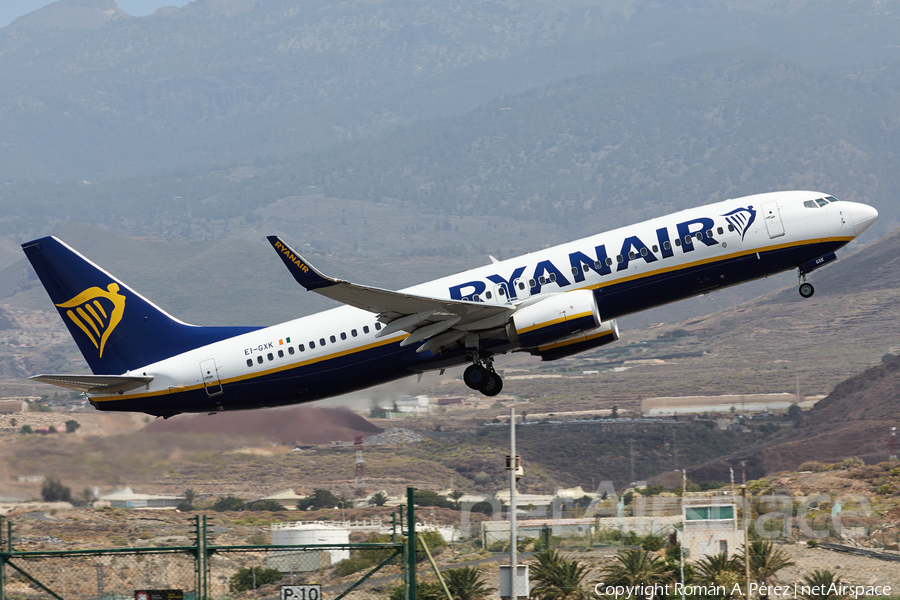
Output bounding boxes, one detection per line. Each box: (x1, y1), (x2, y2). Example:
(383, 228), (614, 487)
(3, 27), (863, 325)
(281, 585), (321, 600)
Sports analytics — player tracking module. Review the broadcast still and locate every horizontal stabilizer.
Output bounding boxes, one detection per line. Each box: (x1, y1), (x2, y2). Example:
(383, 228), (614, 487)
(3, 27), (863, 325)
(29, 374), (154, 393)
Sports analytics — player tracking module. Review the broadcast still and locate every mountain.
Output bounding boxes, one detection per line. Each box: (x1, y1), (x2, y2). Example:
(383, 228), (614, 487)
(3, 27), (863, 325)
(2, 0), (900, 183)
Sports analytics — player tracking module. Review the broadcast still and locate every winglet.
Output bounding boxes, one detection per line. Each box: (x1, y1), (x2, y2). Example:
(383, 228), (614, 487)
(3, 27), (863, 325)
(266, 236), (340, 290)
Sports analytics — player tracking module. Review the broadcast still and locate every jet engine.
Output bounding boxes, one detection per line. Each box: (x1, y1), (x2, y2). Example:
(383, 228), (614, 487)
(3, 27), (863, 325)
(528, 320), (619, 361)
(507, 289), (601, 349)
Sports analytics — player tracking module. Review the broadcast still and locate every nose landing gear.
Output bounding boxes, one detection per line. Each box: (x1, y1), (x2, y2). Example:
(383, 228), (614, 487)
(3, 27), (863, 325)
(463, 357), (503, 396)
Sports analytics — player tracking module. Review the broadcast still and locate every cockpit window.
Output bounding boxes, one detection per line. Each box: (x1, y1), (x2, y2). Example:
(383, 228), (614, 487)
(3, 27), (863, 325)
(825, 196), (840, 202)
(803, 200), (818, 208)
(815, 198), (829, 207)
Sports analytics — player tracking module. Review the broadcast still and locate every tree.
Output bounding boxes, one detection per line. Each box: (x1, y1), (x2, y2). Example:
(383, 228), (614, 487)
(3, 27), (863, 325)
(797, 570), (847, 600)
(213, 496), (246, 512)
(248, 499), (286, 511)
(414, 490), (454, 509)
(443, 566), (496, 600)
(297, 488), (342, 511)
(370, 491), (389, 507)
(695, 553), (741, 598)
(41, 477), (72, 502)
(228, 567), (282, 593)
(738, 540), (795, 599)
(600, 548), (676, 599)
(611, 405), (619, 419)
(530, 550), (590, 599)
(20, 425), (33, 434)
(64, 420), (81, 433)
(79, 487), (95, 507)
(181, 488), (199, 509)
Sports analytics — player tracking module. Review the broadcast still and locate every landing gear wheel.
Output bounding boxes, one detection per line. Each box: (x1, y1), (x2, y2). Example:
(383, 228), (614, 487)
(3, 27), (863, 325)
(480, 373), (503, 397)
(799, 282), (815, 298)
(463, 364), (489, 390)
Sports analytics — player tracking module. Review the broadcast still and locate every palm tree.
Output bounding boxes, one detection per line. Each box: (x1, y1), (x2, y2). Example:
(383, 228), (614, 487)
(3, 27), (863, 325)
(695, 553), (742, 599)
(442, 566), (495, 600)
(601, 547), (676, 593)
(182, 488), (199, 509)
(738, 540), (795, 599)
(797, 570), (847, 600)
(530, 550), (590, 600)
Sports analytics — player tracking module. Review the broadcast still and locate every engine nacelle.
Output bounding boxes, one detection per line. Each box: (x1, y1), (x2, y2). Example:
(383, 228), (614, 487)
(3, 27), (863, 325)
(507, 289), (601, 349)
(529, 320), (620, 361)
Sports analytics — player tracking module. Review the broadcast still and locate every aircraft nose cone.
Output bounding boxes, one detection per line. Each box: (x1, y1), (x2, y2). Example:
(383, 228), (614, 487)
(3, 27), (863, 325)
(850, 203), (878, 236)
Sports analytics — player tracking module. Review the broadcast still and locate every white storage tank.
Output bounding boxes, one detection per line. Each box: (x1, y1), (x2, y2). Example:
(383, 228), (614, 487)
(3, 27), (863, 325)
(270, 522), (351, 565)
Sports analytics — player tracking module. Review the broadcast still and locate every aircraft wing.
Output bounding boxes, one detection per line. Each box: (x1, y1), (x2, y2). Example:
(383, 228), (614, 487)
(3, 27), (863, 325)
(267, 236), (513, 351)
(29, 374), (154, 393)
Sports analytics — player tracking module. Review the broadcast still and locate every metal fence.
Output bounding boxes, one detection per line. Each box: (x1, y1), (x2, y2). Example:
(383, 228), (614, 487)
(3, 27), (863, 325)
(1, 516), (409, 600)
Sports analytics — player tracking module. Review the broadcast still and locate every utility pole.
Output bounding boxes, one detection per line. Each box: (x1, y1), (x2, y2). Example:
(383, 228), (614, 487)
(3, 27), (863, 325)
(628, 439), (635, 484)
(742, 485), (751, 599)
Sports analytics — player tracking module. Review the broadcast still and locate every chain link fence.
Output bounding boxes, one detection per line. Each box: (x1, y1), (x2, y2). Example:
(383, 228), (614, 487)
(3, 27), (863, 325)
(1, 518), (407, 600)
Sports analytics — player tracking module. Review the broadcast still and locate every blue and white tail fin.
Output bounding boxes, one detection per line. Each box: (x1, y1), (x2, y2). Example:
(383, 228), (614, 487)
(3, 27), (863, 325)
(22, 236), (258, 375)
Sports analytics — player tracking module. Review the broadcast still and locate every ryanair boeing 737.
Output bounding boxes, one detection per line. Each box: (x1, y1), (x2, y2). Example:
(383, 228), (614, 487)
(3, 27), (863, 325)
(23, 190), (877, 418)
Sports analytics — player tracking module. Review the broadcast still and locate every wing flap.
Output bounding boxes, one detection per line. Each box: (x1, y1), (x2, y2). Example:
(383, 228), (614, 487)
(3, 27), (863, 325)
(30, 374), (154, 393)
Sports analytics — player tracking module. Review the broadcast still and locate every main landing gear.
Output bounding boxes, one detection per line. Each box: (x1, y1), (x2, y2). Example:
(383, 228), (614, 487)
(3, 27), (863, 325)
(798, 271), (815, 298)
(463, 358), (503, 397)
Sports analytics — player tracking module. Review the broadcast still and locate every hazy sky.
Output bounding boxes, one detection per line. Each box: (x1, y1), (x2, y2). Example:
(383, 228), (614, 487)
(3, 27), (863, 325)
(1, 0), (190, 28)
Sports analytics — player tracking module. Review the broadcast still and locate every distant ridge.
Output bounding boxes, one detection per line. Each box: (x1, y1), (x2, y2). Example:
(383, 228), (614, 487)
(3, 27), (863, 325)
(686, 355), (900, 482)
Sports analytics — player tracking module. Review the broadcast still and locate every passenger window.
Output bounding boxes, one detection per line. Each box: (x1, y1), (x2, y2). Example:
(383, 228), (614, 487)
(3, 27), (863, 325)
(705, 230), (713, 238)
(628, 251), (636, 260)
(473, 294), (481, 302)
(299, 343), (305, 351)
(267, 353), (274, 361)
(289, 347), (295, 355)
(341, 332), (347, 340)
(351, 329), (358, 337)
(246, 359), (253, 367)
(375, 323), (382, 331)
(278, 350), (284, 358)
(571, 267), (579, 276)
(320, 338), (326, 346)
(310, 341), (316, 349)
(652, 245), (658, 253)
(695, 233), (703, 241)
(728, 224), (735, 232)
(529, 279), (536, 287)
(616, 255), (624, 263)
(518, 281), (526, 290)
(363, 326), (369, 334)
(685, 235), (692, 244)
(498, 287), (505, 296)
(594, 260), (603, 270)
(549, 273), (556, 282)
(539, 276), (546, 284)
(257, 356), (263, 364)
(717, 227), (724, 235)
(675, 238), (681, 247)
(664, 241), (671, 250)
(606, 257), (613, 266)
(640, 248), (648, 257)
(330, 335), (336, 343)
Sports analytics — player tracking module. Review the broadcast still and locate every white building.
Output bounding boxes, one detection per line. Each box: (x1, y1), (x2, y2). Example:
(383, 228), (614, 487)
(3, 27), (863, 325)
(681, 490), (743, 560)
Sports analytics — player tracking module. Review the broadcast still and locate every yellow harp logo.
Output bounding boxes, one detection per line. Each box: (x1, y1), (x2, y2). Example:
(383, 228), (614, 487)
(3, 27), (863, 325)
(56, 283), (126, 358)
